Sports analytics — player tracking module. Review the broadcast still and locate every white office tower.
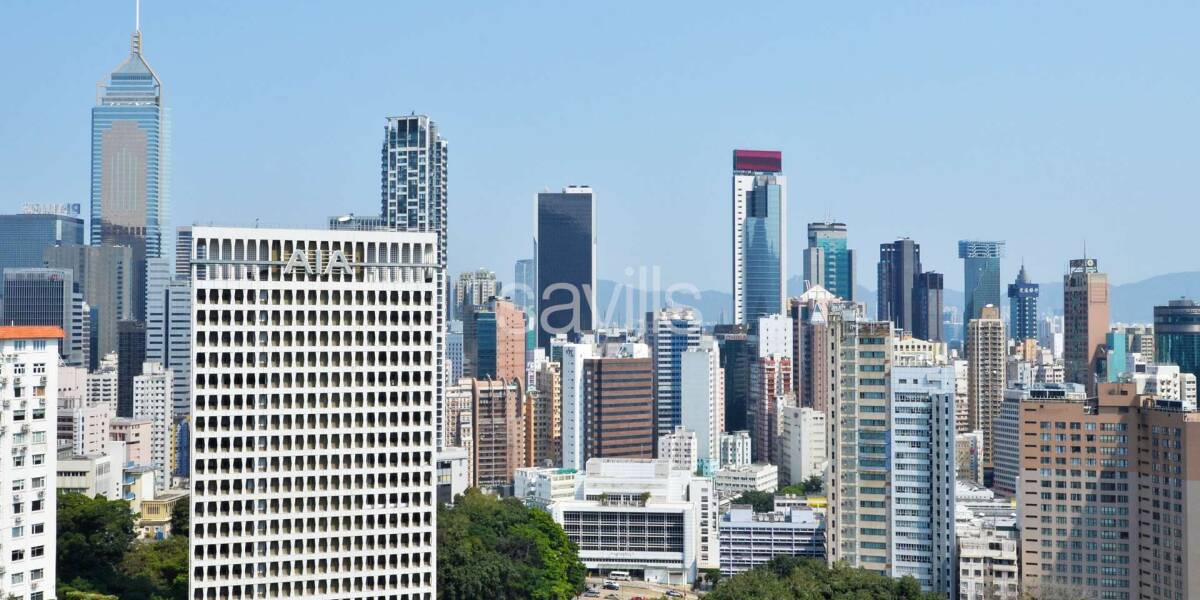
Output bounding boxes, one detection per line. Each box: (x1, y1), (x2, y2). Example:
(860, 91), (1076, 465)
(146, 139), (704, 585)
(87, 353), (119, 411)
(657, 426), (698, 472)
(560, 341), (595, 470)
(0, 326), (61, 600)
(680, 336), (723, 474)
(647, 307), (701, 438)
(133, 361), (173, 493)
(146, 257), (192, 419)
(188, 227), (440, 599)
(756, 314), (794, 359)
(890, 362), (957, 596)
(550, 458), (718, 582)
(777, 406), (826, 486)
(719, 430), (751, 468)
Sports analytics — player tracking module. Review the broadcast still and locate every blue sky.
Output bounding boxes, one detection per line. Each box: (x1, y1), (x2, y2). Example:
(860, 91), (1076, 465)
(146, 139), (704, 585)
(2, 1), (1197, 293)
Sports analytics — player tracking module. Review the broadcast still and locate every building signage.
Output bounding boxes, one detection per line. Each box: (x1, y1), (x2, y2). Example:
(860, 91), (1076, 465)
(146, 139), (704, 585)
(282, 249), (353, 276)
(22, 203), (82, 216)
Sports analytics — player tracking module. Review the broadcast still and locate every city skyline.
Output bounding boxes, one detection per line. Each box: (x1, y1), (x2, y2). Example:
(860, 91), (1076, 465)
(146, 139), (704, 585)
(3, 3), (1199, 294)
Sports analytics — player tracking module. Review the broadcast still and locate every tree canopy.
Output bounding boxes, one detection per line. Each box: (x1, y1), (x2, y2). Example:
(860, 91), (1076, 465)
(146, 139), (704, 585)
(732, 490), (775, 512)
(707, 556), (943, 600)
(56, 492), (188, 600)
(778, 475), (825, 496)
(438, 489), (586, 600)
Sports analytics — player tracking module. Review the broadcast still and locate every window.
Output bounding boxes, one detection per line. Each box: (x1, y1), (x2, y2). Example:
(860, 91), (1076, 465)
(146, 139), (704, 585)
(30, 568), (43, 580)
(31, 523), (43, 534)
(11, 526), (24, 538)
(12, 479), (25, 491)
(31, 477), (44, 489)
(31, 363), (45, 374)
(11, 572), (24, 584)
(10, 549), (24, 561)
(30, 546), (43, 558)
(12, 455), (24, 467)
(32, 431), (45, 444)
(31, 454), (43, 465)
(31, 499), (43, 512)
(12, 502), (22, 514)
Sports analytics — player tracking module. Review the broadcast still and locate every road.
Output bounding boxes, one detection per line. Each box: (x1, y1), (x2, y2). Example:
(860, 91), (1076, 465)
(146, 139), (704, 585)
(576, 576), (702, 600)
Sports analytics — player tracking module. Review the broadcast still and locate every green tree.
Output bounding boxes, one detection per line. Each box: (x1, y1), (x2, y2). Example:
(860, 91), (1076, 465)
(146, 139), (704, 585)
(438, 489), (586, 600)
(119, 535), (189, 600)
(777, 475), (824, 496)
(57, 492), (137, 592)
(732, 490), (774, 512)
(708, 556), (944, 600)
(170, 500), (189, 537)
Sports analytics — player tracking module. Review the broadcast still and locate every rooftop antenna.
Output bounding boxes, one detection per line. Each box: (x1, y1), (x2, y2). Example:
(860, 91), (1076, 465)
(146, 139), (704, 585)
(136, 0), (141, 32)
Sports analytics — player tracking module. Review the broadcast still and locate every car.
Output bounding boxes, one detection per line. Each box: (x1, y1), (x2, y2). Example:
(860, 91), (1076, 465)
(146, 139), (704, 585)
(603, 581), (620, 590)
(582, 590), (600, 598)
(605, 595), (621, 600)
(665, 591), (684, 598)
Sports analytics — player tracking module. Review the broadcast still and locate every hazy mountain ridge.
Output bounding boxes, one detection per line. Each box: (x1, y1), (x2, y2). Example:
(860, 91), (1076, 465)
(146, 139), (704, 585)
(594, 271), (1200, 327)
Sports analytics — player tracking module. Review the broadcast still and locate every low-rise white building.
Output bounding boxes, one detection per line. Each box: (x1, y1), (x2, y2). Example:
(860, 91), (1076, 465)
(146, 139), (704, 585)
(514, 466), (579, 510)
(777, 406), (825, 486)
(714, 463), (778, 497)
(436, 446), (470, 504)
(56, 442), (126, 500)
(657, 425), (698, 473)
(719, 430), (751, 468)
(549, 458), (717, 583)
(955, 483), (1019, 600)
(718, 505), (825, 575)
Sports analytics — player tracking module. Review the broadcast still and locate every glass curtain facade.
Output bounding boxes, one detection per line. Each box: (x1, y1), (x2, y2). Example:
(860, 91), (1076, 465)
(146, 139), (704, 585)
(1155, 299), (1200, 380)
(742, 179), (783, 323)
(959, 241), (1006, 321)
(1007, 266), (1039, 341)
(536, 190), (594, 348)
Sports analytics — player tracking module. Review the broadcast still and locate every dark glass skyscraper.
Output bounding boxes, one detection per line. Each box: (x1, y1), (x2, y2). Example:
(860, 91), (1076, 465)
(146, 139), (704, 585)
(117, 319), (147, 418)
(1007, 264), (1039, 341)
(92, 23), (167, 322)
(877, 238), (921, 333)
(733, 150), (786, 324)
(803, 222), (855, 300)
(1155, 298), (1200, 380)
(1, 268), (87, 366)
(913, 271), (944, 342)
(958, 240), (1006, 321)
(0, 213), (85, 297)
(536, 186), (596, 348)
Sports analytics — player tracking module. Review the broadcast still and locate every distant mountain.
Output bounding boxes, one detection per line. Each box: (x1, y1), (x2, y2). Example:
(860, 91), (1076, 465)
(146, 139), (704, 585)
(593, 272), (1200, 327)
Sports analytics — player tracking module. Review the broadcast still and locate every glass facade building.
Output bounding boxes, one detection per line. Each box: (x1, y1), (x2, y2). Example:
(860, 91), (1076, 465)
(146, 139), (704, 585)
(92, 29), (167, 322)
(514, 258), (537, 352)
(958, 240), (1006, 321)
(535, 187), (596, 349)
(803, 222), (855, 300)
(1007, 264), (1039, 341)
(0, 214), (85, 294)
(877, 238), (921, 333)
(733, 150), (786, 325)
(1155, 298), (1200, 380)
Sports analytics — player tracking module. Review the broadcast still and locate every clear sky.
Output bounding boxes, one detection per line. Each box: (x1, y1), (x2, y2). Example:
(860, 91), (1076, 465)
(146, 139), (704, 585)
(2, 1), (1197, 293)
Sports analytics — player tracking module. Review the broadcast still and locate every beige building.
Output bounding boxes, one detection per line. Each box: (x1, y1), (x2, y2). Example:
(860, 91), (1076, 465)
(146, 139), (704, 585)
(471, 378), (525, 491)
(1063, 258), (1109, 392)
(109, 416), (152, 465)
(967, 304), (1005, 482)
(1015, 383), (1200, 599)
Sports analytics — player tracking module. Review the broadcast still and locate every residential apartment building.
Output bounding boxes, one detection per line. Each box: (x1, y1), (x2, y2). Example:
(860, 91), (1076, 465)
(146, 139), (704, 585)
(471, 378), (525, 491)
(132, 361), (172, 493)
(967, 304), (1006, 485)
(777, 405), (826, 486)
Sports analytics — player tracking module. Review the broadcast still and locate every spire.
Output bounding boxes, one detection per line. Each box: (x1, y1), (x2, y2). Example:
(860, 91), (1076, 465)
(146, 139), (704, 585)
(130, 0), (142, 55)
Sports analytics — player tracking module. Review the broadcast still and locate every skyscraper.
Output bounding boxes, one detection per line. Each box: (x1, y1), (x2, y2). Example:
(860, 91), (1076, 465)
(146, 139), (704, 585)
(471, 378), (526, 490)
(1063, 258), (1109, 391)
(912, 271), (944, 342)
(733, 150), (786, 324)
(145, 257), (190, 419)
(958, 240), (1005, 321)
(116, 319), (146, 418)
(714, 324), (752, 432)
(132, 361), (172, 493)
(91, 14), (168, 322)
(381, 115), (448, 263)
(680, 336), (724, 474)
(966, 304), (1005, 486)
(584, 355), (655, 461)
(174, 225), (192, 281)
(453, 267), (499, 319)
(535, 186), (596, 348)
(647, 307), (702, 439)
(1155, 298), (1200, 380)
(1006, 264), (1039, 341)
(513, 258), (537, 352)
(0, 212), (85, 297)
(43, 243), (133, 369)
(802, 221), (855, 300)
(877, 238), (921, 332)
(2, 268), (88, 367)
(188, 226), (440, 599)
(464, 297), (525, 382)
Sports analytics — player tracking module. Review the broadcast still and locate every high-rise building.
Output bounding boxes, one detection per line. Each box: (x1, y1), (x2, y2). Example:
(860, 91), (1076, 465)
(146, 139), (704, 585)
(116, 320), (146, 418)
(188, 226), (439, 599)
(527, 361), (561, 467)
(463, 297), (525, 382)
(777, 406), (825, 486)
(966, 304), (1005, 485)
(132, 361), (172, 493)
(0, 212), (85, 296)
(453, 268), (499, 319)
(1155, 298), (1200, 381)
(471, 378), (525, 491)
(647, 307), (702, 439)
(513, 258), (537, 353)
(43, 243), (133, 369)
(790, 286), (839, 412)
(803, 222), (855, 301)
(681, 337), (724, 474)
(732, 150), (786, 324)
(560, 341), (596, 470)
(536, 186), (596, 348)
(2, 268), (89, 367)
(714, 324), (752, 431)
(584, 353), (655, 460)
(719, 431), (752, 468)
(380, 115), (448, 263)
(877, 238), (921, 332)
(992, 383), (1087, 496)
(657, 426), (699, 472)
(1063, 258), (1109, 392)
(174, 225), (192, 280)
(912, 271), (944, 342)
(747, 355), (793, 464)
(0, 326), (62, 600)
(1012, 383), (1200, 600)
(144, 257), (190, 419)
(958, 240), (1005, 321)
(1007, 264), (1039, 342)
(91, 18), (168, 323)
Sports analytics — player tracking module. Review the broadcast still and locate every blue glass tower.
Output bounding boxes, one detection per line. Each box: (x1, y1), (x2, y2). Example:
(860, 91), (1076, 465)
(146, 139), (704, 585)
(958, 241), (1005, 322)
(803, 222), (856, 300)
(91, 23), (167, 322)
(733, 150), (786, 324)
(1007, 264), (1039, 341)
(1155, 298), (1200, 380)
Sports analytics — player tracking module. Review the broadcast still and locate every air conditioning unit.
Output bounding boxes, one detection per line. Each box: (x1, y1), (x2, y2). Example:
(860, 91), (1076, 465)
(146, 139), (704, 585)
(37, 490), (45, 499)
(12, 376), (21, 385)
(21, 423), (31, 433)
(1, 400), (9, 409)
(37, 376), (46, 386)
